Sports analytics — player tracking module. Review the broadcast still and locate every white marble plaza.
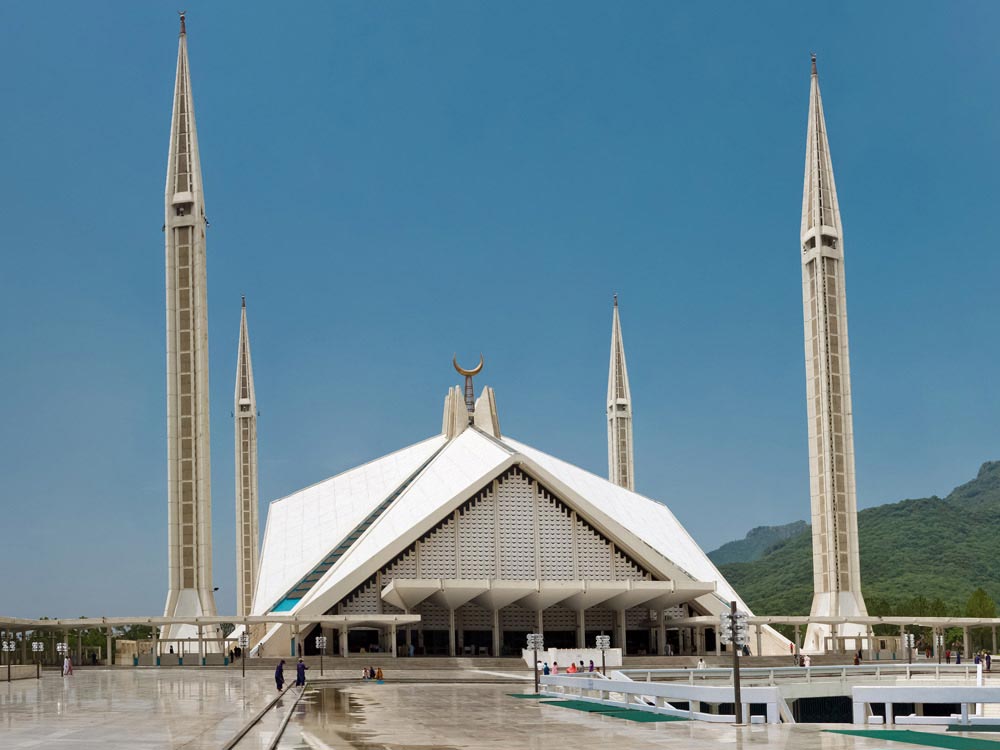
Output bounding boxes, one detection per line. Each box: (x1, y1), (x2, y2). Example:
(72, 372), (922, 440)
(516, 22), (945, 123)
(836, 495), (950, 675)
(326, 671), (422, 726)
(2, 669), (997, 749)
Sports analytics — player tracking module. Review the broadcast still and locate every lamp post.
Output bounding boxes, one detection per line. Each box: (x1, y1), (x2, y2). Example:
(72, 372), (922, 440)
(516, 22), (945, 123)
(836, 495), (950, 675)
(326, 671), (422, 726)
(596, 634), (611, 676)
(32, 642), (43, 679)
(239, 633), (249, 679)
(2, 640), (15, 682)
(316, 635), (327, 677)
(56, 642), (69, 677)
(526, 634), (544, 694)
(720, 602), (749, 725)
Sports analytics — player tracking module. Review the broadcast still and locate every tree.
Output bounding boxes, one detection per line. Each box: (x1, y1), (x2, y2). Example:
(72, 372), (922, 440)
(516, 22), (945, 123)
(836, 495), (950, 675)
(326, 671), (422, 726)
(966, 588), (997, 619)
(965, 588), (997, 653)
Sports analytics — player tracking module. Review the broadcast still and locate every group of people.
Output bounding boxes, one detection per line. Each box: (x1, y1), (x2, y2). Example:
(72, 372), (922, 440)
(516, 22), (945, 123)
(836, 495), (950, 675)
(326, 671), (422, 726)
(540, 660), (595, 675)
(274, 658), (309, 691)
(227, 646), (244, 662)
(974, 651), (993, 671)
(362, 666), (384, 681)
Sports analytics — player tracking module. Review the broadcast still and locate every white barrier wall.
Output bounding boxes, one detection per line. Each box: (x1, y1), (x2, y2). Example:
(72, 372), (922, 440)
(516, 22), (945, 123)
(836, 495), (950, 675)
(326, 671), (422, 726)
(541, 673), (783, 724)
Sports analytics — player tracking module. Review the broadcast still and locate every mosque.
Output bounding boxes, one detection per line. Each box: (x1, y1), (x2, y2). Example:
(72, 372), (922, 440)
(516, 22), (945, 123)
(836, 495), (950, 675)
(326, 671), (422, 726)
(160, 16), (862, 657)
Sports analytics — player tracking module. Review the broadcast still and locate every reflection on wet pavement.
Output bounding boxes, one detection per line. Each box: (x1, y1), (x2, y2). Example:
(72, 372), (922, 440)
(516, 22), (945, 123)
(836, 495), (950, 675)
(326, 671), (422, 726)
(279, 682), (1000, 750)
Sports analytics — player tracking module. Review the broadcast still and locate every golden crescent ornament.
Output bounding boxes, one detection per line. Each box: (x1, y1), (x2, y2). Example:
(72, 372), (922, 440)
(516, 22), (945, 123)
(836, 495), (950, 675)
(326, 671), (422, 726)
(453, 354), (484, 377)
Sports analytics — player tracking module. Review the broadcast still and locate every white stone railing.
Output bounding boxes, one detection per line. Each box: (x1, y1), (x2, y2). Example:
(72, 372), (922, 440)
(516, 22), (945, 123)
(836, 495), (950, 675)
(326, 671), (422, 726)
(620, 663), (986, 686)
(852, 685), (1000, 726)
(540, 673), (783, 724)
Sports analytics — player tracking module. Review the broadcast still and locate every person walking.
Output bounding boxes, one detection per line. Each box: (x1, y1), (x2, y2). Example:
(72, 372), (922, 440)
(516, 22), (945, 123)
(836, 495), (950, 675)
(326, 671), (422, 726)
(588, 660), (595, 673)
(63, 655), (73, 676)
(295, 658), (308, 686)
(275, 660), (285, 691)
(543, 663), (550, 676)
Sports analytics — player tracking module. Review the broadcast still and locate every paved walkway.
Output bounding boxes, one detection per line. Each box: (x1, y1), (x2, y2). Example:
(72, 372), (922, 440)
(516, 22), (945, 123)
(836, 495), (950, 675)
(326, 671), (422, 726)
(282, 683), (1000, 750)
(0, 669), (282, 749)
(0, 669), (997, 749)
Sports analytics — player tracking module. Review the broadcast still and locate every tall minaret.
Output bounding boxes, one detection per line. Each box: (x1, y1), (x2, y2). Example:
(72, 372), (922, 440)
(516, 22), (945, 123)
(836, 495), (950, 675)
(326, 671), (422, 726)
(234, 297), (260, 617)
(163, 13), (217, 639)
(799, 55), (867, 652)
(607, 295), (635, 490)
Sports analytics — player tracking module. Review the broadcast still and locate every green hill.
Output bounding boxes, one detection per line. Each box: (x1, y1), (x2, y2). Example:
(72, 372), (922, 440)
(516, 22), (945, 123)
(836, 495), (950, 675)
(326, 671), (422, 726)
(719, 461), (1000, 616)
(708, 520), (808, 565)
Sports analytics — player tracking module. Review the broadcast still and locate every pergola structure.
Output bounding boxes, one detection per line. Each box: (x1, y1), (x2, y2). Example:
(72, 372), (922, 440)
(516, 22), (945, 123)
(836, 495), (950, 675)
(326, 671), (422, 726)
(671, 615), (1000, 659)
(0, 614), (418, 666)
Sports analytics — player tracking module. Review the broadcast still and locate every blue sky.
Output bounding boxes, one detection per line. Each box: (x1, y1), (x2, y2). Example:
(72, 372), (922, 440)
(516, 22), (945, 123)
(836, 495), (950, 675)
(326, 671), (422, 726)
(2, 2), (998, 617)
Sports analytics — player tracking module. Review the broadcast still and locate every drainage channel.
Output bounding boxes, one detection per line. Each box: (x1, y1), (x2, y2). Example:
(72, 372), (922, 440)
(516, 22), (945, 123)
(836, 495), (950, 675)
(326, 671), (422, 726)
(223, 683), (306, 750)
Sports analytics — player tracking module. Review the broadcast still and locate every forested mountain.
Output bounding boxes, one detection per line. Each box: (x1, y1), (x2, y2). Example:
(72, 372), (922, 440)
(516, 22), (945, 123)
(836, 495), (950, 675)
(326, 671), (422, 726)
(707, 520), (808, 565)
(718, 461), (1000, 617)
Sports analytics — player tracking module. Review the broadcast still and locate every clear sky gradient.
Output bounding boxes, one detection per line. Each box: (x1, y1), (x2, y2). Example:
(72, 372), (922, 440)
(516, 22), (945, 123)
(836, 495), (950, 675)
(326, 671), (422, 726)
(2, 2), (998, 617)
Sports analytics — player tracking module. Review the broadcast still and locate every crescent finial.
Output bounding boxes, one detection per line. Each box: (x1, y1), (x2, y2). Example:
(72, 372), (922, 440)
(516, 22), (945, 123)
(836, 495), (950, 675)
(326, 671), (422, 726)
(453, 353), (484, 377)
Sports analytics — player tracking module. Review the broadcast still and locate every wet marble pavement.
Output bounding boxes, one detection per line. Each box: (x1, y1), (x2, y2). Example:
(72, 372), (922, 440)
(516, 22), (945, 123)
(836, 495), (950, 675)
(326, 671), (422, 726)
(0, 668), (286, 749)
(276, 682), (978, 750)
(0, 670), (995, 750)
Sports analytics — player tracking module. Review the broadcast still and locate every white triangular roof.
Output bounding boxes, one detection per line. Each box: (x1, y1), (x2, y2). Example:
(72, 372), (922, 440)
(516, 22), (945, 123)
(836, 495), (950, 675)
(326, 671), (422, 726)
(251, 434), (447, 615)
(293, 428), (512, 612)
(259, 428), (761, 619)
(504, 436), (750, 612)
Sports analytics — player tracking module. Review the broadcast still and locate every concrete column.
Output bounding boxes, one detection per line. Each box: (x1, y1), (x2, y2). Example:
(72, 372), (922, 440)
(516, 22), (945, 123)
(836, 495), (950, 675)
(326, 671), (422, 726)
(932, 628), (940, 661)
(492, 610), (501, 658)
(992, 626), (997, 655)
(537, 610), (544, 637)
(198, 625), (205, 665)
(390, 624), (397, 658)
(867, 626), (875, 661)
(106, 628), (113, 667)
(794, 624), (801, 657)
(618, 610), (627, 655)
(756, 624), (762, 657)
(21, 634), (27, 664)
(152, 627), (159, 667)
(715, 628), (721, 656)
(964, 627), (971, 657)
(76, 629), (82, 665)
(657, 613), (666, 657)
(340, 628), (349, 657)
(576, 609), (585, 649)
(448, 610), (456, 657)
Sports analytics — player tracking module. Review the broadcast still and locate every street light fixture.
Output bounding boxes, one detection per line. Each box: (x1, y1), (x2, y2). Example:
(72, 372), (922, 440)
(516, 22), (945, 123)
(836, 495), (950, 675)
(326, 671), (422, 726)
(31, 642), (43, 679)
(238, 633), (250, 679)
(719, 602), (749, 725)
(595, 634), (611, 676)
(315, 636), (327, 677)
(526, 634), (544, 694)
(2, 640), (15, 683)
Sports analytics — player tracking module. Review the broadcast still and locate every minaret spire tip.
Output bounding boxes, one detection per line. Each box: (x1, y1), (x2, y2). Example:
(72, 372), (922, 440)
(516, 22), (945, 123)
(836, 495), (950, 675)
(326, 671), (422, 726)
(613, 293), (618, 307)
(179, 10), (186, 36)
(241, 295), (246, 308)
(811, 52), (817, 75)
